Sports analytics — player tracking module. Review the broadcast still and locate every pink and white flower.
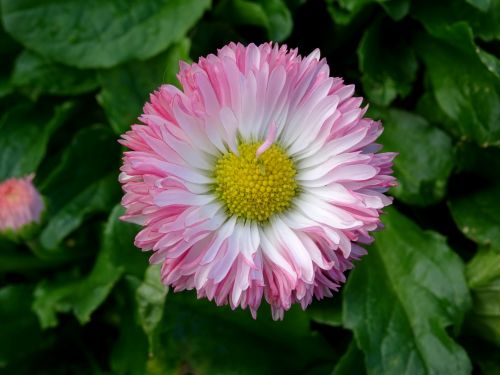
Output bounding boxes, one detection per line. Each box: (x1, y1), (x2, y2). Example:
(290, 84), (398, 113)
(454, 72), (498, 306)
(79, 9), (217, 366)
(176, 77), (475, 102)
(0, 175), (44, 232)
(119, 42), (396, 319)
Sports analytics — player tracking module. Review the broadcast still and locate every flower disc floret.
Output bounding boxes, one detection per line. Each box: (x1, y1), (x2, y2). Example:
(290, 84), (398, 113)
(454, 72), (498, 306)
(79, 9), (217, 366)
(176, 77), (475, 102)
(214, 143), (298, 222)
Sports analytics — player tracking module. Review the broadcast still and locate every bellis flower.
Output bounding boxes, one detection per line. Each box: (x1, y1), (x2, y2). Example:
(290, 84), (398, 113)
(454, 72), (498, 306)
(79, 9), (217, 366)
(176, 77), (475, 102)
(119, 42), (396, 319)
(0, 175), (44, 233)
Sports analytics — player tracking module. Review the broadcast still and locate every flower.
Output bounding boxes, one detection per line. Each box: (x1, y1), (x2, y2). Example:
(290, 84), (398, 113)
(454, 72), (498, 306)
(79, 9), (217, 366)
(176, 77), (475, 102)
(119, 42), (396, 320)
(0, 175), (44, 233)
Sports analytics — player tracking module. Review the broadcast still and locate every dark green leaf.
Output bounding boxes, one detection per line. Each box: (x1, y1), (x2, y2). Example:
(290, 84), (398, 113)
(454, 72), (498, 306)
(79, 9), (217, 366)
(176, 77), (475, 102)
(1, 0), (210, 68)
(135, 265), (168, 354)
(0, 101), (75, 180)
(154, 292), (333, 374)
(466, 0), (491, 12)
(39, 126), (120, 250)
(332, 340), (366, 375)
(343, 207), (471, 375)
(358, 19), (417, 106)
(336, 0), (409, 20)
(307, 297), (343, 327)
(39, 174), (119, 254)
(33, 205), (147, 328)
(97, 39), (190, 134)
(0, 285), (43, 367)
(378, 109), (454, 205)
(11, 50), (98, 99)
(449, 185), (500, 249)
(412, 0), (500, 42)
(215, 0), (292, 41)
(466, 247), (500, 290)
(414, 24), (500, 146)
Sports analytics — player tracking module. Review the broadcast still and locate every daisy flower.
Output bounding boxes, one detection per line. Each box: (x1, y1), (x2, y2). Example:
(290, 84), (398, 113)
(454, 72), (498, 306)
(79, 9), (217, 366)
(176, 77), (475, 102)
(0, 175), (44, 233)
(119, 42), (396, 319)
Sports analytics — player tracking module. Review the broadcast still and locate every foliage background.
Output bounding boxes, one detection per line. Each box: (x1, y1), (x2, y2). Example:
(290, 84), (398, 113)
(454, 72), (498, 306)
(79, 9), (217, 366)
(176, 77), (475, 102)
(0, 0), (499, 373)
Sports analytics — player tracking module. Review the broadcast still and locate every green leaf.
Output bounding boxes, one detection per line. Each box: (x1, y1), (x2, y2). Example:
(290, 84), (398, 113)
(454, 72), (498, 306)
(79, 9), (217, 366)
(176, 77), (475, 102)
(153, 292), (333, 375)
(39, 174), (119, 252)
(214, 0), (292, 41)
(466, 0), (491, 11)
(135, 265), (168, 354)
(1, 0), (210, 68)
(377, 109), (454, 205)
(307, 297), (343, 327)
(332, 340), (366, 375)
(466, 247), (500, 289)
(33, 205), (147, 328)
(336, 0), (409, 20)
(414, 24), (500, 146)
(97, 39), (190, 134)
(39, 126), (120, 250)
(11, 50), (98, 99)
(449, 185), (500, 249)
(0, 101), (75, 180)
(343, 207), (471, 375)
(412, 0), (499, 42)
(0, 285), (43, 367)
(465, 247), (500, 346)
(358, 19), (417, 106)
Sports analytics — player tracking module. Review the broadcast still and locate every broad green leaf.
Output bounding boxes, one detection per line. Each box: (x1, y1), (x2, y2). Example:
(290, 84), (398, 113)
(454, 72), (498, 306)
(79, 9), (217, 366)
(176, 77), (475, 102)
(135, 265), (168, 355)
(214, 0), (292, 41)
(466, 0), (491, 11)
(11, 50), (98, 99)
(332, 340), (366, 375)
(0, 285), (43, 367)
(466, 247), (500, 289)
(343, 207), (471, 375)
(0, 101), (75, 180)
(307, 297), (343, 327)
(1, 0), (210, 68)
(455, 142), (500, 183)
(33, 205), (147, 328)
(378, 109), (454, 205)
(97, 39), (190, 134)
(336, 0), (409, 20)
(358, 19), (417, 106)
(466, 247), (500, 346)
(449, 185), (500, 249)
(412, 0), (499, 42)
(39, 126), (120, 250)
(153, 292), (333, 375)
(39, 174), (119, 252)
(414, 24), (500, 146)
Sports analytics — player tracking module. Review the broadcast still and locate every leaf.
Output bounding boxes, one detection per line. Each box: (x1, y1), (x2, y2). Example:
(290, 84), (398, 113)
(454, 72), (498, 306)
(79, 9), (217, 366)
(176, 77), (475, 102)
(336, 0), (410, 20)
(412, 0), (499, 42)
(358, 19), (417, 106)
(466, 0), (491, 11)
(465, 247), (500, 347)
(33, 205), (147, 328)
(0, 285), (43, 367)
(449, 185), (500, 249)
(11, 50), (98, 99)
(332, 340), (366, 375)
(153, 292), (334, 375)
(466, 247), (500, 290)
(343, 207), (472, 375)
(0, 101), (75, 180)
(377, 109), (454, 205)
(39, 174), (119, 251)
(1, 0), (210, 68)
(307, 297), (343, 327)
(39, 125), (120, 250)
(414, 24), (500, 146)
(135, 265), (168, 354)
(97, 39), (190, 134)
(215, 0), (292, 41)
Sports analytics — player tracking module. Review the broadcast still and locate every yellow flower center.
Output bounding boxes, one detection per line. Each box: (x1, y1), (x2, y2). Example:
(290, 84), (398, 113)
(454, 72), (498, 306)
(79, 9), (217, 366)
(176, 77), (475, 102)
(214, 143), (298, 222)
